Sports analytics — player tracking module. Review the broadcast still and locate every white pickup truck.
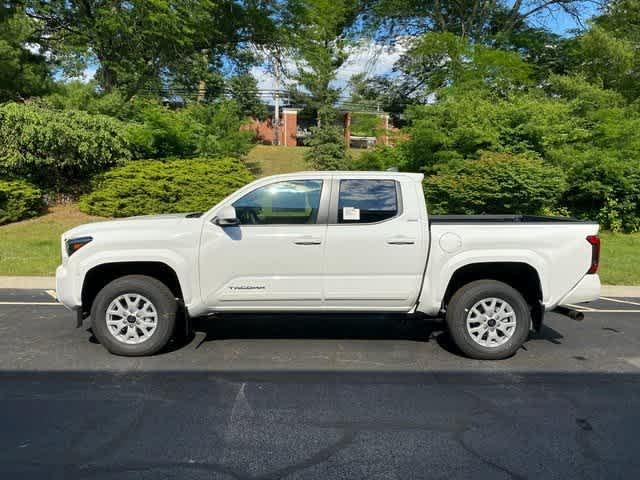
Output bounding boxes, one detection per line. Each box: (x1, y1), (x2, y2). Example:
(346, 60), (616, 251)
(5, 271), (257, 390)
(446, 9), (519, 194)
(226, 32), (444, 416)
(56, 171), (601, 359)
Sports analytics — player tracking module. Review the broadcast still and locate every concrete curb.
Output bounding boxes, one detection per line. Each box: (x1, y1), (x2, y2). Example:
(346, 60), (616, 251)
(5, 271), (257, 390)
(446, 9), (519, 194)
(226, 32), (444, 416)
(0, 276), (55, 289)
(600, 285), (640, 297)
(0, 276), (639, 297)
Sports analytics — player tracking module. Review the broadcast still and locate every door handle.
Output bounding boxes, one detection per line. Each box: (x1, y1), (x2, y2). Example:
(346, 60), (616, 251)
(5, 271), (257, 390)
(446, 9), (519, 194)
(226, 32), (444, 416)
(387, 237), (416, 245)
(294, 237), (322, 245)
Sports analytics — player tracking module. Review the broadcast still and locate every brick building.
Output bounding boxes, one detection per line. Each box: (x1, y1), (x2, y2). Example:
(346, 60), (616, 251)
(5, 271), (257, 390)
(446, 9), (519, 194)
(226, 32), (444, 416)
(244, 107), (392, 148)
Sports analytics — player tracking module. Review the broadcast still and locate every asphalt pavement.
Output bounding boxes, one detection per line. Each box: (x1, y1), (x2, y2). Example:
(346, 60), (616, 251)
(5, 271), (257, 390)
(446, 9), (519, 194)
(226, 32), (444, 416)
(1, 289), (640, 479)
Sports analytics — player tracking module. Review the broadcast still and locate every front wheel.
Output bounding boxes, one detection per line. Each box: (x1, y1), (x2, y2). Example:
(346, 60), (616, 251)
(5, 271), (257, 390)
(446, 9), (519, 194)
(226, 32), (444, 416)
(91, 275), (178, 356)
(446, 280), (531, 360)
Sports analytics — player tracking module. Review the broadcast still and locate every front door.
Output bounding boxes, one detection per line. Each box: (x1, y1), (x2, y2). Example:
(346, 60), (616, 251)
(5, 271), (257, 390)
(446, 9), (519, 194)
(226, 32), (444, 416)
(199, 178), (329, 310)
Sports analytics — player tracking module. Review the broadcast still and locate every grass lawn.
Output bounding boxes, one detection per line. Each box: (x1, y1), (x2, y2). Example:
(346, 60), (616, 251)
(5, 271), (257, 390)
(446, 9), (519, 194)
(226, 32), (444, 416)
(245, 145), (309, 177)
(245, 144), (366, 177)
(0, 205), (104, 276)
(599, 231), (640, 285)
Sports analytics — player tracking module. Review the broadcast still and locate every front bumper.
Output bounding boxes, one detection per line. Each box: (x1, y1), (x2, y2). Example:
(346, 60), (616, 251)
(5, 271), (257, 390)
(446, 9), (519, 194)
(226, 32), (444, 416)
(557, 274), (601, 306)
(55, 265), (82, 311)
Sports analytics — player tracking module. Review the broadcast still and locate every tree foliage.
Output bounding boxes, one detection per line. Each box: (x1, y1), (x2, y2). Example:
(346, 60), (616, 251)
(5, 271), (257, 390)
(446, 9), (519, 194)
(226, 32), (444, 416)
(304, 125), (351, 170)
(23, 0), (279, 97)
(226, 74), (268, 120)
(0, 5), (52, 101)
(366, 0), (598, 41)
(126, 100), (254, 159)
(287, 0), (363, 124)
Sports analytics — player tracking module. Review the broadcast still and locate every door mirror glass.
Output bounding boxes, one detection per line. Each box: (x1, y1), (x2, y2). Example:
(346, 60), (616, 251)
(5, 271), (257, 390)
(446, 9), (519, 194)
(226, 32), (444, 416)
(214, 205), (239, 227)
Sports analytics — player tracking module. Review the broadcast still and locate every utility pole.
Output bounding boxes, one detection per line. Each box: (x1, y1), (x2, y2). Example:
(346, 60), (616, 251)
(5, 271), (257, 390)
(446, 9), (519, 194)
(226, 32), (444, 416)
(197, 49), (208, 103)
(273, 61), (280, 146)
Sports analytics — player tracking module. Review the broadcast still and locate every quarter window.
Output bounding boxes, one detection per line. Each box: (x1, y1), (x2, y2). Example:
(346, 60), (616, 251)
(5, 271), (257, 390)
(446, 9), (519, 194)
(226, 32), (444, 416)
(233, 180), (323, 225)
(338, 179), (399, 224)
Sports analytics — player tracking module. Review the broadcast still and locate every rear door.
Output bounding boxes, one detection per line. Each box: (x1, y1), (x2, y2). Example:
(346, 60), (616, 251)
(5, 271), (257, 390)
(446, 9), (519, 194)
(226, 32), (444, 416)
(322, 176), (428, 310)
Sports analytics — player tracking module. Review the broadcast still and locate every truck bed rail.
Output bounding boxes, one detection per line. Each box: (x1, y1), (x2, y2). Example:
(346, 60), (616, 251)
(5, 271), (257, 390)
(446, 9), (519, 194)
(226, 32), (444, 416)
(430, 215), (597, 224)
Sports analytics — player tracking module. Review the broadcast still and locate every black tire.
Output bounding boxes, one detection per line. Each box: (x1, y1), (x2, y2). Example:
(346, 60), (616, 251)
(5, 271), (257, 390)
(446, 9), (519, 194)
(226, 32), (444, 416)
(90, 275), (177, 356)
(445, 280), (531, 360)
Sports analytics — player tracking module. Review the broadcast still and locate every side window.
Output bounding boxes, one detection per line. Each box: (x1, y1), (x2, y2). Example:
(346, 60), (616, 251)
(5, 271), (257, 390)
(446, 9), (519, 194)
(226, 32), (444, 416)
(338, 179), (399, 224)
(233, 180), (323, 225)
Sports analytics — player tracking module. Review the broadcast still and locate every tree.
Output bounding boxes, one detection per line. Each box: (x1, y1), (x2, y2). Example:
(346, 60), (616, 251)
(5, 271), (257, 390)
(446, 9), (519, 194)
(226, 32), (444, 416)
(352, 32), (533, 111)
(0, 4), (51, 101)
(567, 0), (640, 102)
(304, 125), (351, 170)
(226, 74), (268, 120)
(287, 0), (362, 125)
(396, 32), (533, 96)
(365, 0), (602, 41)
(572, 25), (636, 99)
(22, 0), (279, 97)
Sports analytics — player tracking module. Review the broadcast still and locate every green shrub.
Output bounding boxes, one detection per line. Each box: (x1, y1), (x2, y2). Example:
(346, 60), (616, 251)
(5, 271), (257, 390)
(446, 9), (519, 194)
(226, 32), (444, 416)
(126, 100), (254, 159)
(42, 81), (133, 118)
(563, 152), (640, 232)
(187, 101), (254, 158)
(0, 179), (44, 225)
(0, 103), (131, 194)
(79, 157), (254, 217)
(424, 152), (566, 215)
(349, 145), (407, 171)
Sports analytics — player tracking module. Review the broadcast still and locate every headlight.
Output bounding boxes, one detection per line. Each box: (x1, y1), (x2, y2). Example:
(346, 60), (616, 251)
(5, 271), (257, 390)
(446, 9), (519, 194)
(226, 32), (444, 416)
(66, 236), (93, 256)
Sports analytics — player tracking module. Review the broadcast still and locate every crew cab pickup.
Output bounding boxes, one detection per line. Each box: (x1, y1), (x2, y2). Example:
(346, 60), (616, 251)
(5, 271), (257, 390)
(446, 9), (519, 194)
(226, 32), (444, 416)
(56, 171), (601, 359)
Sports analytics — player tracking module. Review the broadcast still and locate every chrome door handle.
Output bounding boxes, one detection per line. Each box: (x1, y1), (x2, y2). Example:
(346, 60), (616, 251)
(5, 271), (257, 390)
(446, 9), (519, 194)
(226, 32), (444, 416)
(387, 237), (416, 245)
(294, 237), (322, 245)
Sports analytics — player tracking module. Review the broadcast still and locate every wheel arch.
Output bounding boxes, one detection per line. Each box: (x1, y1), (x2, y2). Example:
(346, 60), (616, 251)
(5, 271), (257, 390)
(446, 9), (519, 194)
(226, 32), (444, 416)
(441, 262), (544, 327)
(81, 261), (184, 317)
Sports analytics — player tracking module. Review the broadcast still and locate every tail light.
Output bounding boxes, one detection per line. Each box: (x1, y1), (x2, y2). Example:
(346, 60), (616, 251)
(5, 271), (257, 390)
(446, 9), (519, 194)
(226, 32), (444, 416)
(586, 235), (600, 274)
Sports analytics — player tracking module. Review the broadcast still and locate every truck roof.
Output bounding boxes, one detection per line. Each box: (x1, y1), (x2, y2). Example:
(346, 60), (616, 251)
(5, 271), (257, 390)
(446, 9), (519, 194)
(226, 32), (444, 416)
(262, 171), (424, 182)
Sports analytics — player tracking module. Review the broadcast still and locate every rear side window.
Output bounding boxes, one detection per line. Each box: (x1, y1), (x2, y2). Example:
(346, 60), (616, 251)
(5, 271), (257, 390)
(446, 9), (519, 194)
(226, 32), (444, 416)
(338, 179), (399, 223)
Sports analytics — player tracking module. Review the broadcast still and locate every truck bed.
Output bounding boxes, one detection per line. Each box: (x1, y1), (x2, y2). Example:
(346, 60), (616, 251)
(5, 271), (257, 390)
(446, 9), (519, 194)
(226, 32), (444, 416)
(430, 215), (597, 224)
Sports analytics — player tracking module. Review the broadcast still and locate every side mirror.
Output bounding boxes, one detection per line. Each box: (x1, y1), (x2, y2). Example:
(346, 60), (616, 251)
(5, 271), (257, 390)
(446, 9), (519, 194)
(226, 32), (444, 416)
(213, 205), (240, 227)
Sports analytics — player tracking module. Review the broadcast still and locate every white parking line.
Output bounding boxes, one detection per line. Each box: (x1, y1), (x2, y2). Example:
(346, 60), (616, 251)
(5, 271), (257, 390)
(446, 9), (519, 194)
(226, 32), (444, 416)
(565, 304), (640, 313)
(0, 302), (62, 306)
(600, 296), (640, 307)
(584, 310), (640, 313)
(45, 290), (57, 300)
(565, 303), (596, 311)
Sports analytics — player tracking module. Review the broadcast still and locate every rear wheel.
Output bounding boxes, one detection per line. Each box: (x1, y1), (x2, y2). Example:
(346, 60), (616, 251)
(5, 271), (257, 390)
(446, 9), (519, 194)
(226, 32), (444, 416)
(446, 280), (531, 360)
(91, 275), (177, 356)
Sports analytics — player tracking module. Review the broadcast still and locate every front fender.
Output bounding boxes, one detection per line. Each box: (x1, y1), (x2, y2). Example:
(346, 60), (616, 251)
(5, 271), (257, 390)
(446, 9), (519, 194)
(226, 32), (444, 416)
(74, 249), (196, 306)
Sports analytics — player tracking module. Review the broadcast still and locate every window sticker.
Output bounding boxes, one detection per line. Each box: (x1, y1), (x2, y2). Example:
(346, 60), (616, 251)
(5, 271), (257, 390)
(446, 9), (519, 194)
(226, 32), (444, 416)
(343, 207), (360, 221)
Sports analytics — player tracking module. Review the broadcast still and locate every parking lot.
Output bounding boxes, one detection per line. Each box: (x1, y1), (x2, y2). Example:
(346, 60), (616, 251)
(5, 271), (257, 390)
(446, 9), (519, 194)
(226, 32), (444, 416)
(1, 290), (640, 479)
